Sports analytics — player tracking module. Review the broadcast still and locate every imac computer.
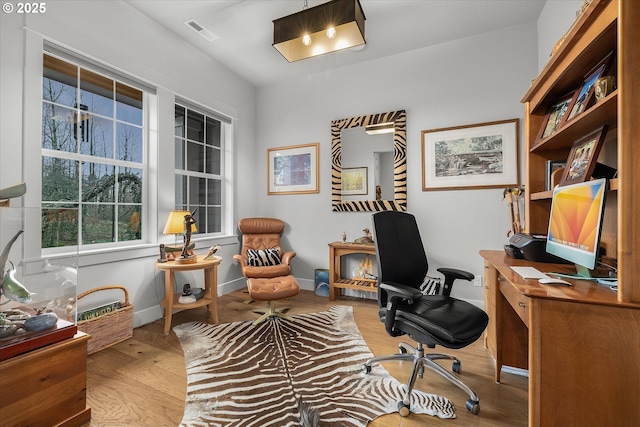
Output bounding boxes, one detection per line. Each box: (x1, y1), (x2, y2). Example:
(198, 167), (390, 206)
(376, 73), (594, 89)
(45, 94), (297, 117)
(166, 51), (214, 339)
(546, 178), (609, 280)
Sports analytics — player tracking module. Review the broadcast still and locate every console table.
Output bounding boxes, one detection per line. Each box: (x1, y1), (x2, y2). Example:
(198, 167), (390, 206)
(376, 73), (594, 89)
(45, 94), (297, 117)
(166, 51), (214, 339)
(328, 242), (376, 300)
(480, 250), (640, 427)
(155, 255), (221, 334)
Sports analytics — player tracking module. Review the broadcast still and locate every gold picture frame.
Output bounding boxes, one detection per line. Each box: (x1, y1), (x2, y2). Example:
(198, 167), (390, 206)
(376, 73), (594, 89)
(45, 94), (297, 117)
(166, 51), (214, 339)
(267, 143), (319, 195)
(341, 167), (368, 196)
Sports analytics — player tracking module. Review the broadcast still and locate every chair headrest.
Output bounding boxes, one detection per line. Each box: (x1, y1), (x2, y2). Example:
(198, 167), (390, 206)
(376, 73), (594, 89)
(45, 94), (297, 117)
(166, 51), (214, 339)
(238, 217), (285, 235)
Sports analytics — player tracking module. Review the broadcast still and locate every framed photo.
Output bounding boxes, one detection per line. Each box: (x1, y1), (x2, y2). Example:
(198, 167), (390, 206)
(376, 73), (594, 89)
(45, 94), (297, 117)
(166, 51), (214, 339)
(421, 118), (519, 191)
(267, 143), (319, 195)
(341, 167), (368, 196)
(559, 126), (608, 186)
(537, 92), (574, 141)
(564, 52), (613, 124)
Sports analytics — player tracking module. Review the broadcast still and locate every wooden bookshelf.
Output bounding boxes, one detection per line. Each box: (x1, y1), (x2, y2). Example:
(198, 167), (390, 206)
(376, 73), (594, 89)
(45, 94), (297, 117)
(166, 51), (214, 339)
(521, 0), (640, 303)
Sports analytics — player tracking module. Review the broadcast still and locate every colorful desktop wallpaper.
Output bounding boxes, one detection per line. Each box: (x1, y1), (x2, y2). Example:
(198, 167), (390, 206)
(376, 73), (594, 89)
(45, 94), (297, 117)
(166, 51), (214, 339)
(548, 182), (605, 253)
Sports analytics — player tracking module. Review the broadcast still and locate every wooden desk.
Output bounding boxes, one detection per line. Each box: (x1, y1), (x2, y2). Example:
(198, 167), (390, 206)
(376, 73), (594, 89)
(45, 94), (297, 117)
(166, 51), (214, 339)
(155, 255), (221, 334)
(0, 332), (91, 426)
(328, 242), (376, 301)
(480, 250), (640, 427)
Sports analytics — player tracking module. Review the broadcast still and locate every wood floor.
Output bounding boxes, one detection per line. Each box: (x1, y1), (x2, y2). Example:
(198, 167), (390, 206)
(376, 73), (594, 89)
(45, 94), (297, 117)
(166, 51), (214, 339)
(83, 289), (528, 426)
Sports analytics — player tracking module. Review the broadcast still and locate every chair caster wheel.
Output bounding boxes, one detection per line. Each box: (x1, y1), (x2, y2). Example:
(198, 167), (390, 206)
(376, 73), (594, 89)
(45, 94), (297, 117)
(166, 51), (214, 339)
(397, 401), (410, 417)
(465, 399), (480, 415)
(452, 360), (461, 374)
(363, 364), (372, 374)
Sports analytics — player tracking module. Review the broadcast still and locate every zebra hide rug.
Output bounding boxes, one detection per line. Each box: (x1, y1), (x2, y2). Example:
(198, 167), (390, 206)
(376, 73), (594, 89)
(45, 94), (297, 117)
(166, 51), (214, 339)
(173, 305), (455, 426)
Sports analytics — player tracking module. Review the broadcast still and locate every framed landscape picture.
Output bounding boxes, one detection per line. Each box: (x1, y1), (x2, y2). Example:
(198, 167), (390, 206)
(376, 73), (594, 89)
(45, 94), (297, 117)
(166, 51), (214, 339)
(341, 167), (368, 196)
(267, 143), (319, 195)
(421, 119), (519, 191)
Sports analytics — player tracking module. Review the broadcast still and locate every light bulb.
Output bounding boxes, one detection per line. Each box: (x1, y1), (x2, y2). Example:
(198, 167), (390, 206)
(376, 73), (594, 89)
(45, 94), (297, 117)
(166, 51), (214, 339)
(302, 34), (311, 46)
(326, 27), (336, 39)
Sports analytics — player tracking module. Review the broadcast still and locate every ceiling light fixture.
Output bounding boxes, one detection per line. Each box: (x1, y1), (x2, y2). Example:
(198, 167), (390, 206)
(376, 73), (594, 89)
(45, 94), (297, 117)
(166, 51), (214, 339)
(273, 0), (366, 62)
(365, 122), (395, 135)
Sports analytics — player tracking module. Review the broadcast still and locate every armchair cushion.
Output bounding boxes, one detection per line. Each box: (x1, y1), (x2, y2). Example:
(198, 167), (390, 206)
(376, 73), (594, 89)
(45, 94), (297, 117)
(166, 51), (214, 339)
(247, 247), (281, 266)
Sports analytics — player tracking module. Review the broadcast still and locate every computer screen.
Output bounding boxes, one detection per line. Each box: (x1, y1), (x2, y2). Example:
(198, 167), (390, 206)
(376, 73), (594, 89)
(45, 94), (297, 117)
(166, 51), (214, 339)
(546, 178), (608, 277)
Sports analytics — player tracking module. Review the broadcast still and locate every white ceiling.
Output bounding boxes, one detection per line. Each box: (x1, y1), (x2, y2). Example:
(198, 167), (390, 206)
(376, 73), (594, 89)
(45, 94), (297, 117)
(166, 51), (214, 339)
(125, 0), (546, 88)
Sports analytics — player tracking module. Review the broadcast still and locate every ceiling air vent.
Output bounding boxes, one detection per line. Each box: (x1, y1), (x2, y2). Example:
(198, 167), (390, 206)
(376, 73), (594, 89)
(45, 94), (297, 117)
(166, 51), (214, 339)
(185, 19), (218, 42)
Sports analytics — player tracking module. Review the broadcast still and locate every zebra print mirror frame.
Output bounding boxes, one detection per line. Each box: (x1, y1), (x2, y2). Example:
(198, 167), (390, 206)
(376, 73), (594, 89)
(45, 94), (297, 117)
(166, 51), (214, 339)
(331, 109), (407, 212)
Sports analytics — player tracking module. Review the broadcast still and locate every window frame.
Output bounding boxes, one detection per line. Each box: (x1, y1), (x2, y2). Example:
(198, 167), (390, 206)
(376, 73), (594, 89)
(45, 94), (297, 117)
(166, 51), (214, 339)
(40, 52), (150, 255)
(173, 100), (229, 238)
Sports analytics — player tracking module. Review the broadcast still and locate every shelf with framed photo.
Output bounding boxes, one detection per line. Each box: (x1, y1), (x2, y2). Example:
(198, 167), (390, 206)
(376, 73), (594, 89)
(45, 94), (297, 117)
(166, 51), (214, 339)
(557, 125), (607, 187)
(562, 51), (614, 126)
(521, 0), (640, 306)
(535, 92), (574, 144)
(512, 2), (640, 425)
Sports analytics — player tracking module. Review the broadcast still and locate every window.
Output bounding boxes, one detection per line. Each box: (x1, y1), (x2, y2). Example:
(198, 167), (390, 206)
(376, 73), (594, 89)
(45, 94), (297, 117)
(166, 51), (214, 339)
(174, 104), (223, 235)
(41, 54), (145, 249)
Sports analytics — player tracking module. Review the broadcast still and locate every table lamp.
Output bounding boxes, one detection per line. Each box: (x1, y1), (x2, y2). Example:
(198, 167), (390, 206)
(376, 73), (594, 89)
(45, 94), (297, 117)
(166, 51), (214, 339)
(162, 210), (197, 264)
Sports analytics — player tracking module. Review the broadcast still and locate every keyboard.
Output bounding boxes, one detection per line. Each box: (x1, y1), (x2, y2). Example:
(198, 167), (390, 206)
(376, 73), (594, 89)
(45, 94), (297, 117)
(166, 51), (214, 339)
(510, 266), (550, 280)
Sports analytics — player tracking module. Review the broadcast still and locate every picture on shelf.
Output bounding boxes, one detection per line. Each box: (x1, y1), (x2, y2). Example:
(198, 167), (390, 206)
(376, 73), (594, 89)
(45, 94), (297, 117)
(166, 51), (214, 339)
(564, 52), (613, 124)
(559, 126), (608, 186)
(538, 92), (574, 141)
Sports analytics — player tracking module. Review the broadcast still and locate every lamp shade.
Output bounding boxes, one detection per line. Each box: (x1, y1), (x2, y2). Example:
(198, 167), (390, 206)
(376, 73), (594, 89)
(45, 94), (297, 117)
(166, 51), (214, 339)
(163, 210), (197, 235)
(273, 0), (365, 62)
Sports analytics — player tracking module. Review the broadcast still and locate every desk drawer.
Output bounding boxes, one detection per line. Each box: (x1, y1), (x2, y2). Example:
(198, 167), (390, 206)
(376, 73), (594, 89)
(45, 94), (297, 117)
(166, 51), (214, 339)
(499, 277), (530, 327)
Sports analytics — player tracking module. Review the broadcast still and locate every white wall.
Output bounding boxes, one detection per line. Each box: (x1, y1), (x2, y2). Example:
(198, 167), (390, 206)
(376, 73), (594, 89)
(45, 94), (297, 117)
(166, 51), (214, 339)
(537, 0), (582, 72)
(0, 0), (257, 326)
(256, 23), (539, 305)
(1, 0), (585, 324)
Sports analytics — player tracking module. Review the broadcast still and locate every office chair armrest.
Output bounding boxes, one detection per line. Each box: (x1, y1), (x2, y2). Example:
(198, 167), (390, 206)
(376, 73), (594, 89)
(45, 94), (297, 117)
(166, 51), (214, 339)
(379, 282), (423, 337)
(380, 282), (423, 303)
(437, 267), (474, 297)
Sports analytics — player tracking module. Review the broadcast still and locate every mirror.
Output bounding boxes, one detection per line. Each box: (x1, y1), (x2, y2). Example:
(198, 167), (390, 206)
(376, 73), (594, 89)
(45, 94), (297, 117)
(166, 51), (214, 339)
(331, 110), (406, 212)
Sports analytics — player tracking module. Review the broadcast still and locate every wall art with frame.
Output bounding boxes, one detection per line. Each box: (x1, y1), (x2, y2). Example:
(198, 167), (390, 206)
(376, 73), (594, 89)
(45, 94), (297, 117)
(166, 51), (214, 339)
(421, 119), (519, 191)
(267, 142), (319, 195)
(341, 167), (368, 196)
(559, 125), (608, 187)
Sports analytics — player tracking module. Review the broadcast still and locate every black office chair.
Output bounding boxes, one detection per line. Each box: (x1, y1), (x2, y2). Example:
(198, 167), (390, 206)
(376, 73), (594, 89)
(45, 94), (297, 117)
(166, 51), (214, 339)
(363, 211), (489, 416)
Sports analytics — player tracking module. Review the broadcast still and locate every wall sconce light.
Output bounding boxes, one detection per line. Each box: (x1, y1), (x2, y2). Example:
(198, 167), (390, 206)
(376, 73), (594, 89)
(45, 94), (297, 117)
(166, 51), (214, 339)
(162, 210), (198, 264)
(273, 0), (366, 62)
(365, 122), (395, 135)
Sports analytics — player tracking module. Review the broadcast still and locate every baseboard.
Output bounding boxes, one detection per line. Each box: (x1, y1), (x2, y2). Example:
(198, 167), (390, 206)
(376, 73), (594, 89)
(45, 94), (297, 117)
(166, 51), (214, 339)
(135, 277), (485, 327)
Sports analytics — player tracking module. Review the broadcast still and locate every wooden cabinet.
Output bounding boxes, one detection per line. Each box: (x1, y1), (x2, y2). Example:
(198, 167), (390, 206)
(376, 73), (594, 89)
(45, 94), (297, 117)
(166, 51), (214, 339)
(520, 0), (640, 303)
(481, 250), (640, 427)
(0, 333), (91, 427)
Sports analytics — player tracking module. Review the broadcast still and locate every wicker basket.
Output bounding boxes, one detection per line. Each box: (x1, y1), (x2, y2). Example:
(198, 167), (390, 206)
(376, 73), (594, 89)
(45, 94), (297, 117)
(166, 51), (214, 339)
(77, 285), (134, 354)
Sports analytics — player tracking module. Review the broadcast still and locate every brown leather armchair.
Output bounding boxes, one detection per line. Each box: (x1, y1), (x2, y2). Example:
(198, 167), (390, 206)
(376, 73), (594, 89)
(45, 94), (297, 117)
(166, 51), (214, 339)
(233, 218), (299, 323)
